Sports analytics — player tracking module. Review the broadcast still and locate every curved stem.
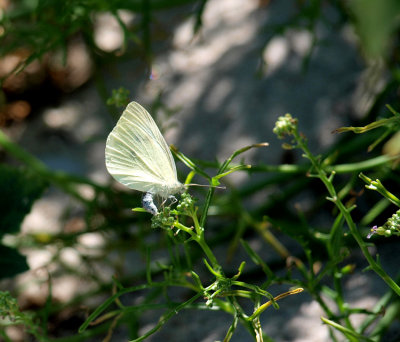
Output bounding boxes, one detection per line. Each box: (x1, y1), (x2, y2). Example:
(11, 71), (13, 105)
(293, 129), (400, 297)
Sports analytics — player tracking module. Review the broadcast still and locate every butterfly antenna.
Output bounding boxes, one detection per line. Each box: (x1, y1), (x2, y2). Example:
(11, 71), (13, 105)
(185, 183), (226, 190)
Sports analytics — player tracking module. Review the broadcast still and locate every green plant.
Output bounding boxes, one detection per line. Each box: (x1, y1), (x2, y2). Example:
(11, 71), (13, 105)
(0, 164), (47, 280)
(1, 0), (400, 341)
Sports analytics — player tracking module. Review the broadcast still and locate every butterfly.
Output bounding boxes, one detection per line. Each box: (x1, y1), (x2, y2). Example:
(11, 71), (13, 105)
(105, 101), (184, 215)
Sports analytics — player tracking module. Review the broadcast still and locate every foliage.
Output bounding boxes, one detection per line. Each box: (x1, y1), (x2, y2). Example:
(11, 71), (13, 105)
(1, 107), (400, 340)
(0, 291), (45, 341)
(1, 0), (400, 341)
(0, 165), (47, 279)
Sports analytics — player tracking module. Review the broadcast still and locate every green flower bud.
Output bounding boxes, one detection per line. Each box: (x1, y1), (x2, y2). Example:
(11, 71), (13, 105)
(273, 114), (298, 138)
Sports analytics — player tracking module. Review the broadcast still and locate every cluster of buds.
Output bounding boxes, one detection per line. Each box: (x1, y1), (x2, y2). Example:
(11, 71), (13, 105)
(151, 193), (196, 229)
(367, 209), (400, 238)
(176, 192), (195, 213)
(273, 113), (298, 138)
(151, 206), (175, 229)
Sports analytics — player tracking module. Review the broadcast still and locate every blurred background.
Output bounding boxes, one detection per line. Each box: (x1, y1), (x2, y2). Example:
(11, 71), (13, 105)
(1, 0), (400, 341)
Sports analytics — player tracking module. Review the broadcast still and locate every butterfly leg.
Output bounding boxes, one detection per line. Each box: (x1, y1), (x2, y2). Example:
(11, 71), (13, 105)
(168, 195), (178, 204)
(142, 192), (158, 215)
(160, 195), (177, 207)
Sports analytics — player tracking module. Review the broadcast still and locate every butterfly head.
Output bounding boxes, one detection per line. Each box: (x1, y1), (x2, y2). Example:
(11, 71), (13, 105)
(154, 181), (185, 199)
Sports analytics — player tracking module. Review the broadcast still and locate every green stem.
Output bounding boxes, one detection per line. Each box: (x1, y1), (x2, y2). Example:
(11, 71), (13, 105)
(321, 317), (374, 342)
(200, 143), (268, 228)
(0, 130), (108, 203)
(191, 208), (202, 235)
(173, 221), (196, 237)
(129, 293), (203, 342)
(293, 130), (400, 297)
(196, 232), (220, 270)
(359, 173), (400, 207)
(249, 288), (303, 320)
(333, 269), (355, 331)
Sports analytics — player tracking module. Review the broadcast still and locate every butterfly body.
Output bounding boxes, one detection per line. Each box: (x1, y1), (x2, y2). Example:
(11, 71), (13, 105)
(142, 192), (159, 215)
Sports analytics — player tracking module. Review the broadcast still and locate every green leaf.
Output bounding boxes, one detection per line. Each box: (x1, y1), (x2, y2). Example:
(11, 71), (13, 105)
(0, 165), (47, 237)
(0, 245), (29, 279)
(351, 0), (400, 58)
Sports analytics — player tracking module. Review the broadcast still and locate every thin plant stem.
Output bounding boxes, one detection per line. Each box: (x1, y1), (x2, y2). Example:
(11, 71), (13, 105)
(292, 129), (400, 297)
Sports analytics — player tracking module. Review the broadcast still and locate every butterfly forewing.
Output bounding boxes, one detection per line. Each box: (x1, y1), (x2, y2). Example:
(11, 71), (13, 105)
(105, 102), (181, 196)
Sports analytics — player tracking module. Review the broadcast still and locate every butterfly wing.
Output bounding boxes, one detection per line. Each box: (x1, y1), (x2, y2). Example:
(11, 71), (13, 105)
(105, 101), (182, 197)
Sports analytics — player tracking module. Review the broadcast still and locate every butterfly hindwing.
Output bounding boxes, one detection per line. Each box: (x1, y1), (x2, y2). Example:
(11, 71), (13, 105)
(105, 101), (182, 196)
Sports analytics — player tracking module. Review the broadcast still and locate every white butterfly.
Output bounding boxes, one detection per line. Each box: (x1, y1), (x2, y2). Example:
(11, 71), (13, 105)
(105, 101), (184, 215)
